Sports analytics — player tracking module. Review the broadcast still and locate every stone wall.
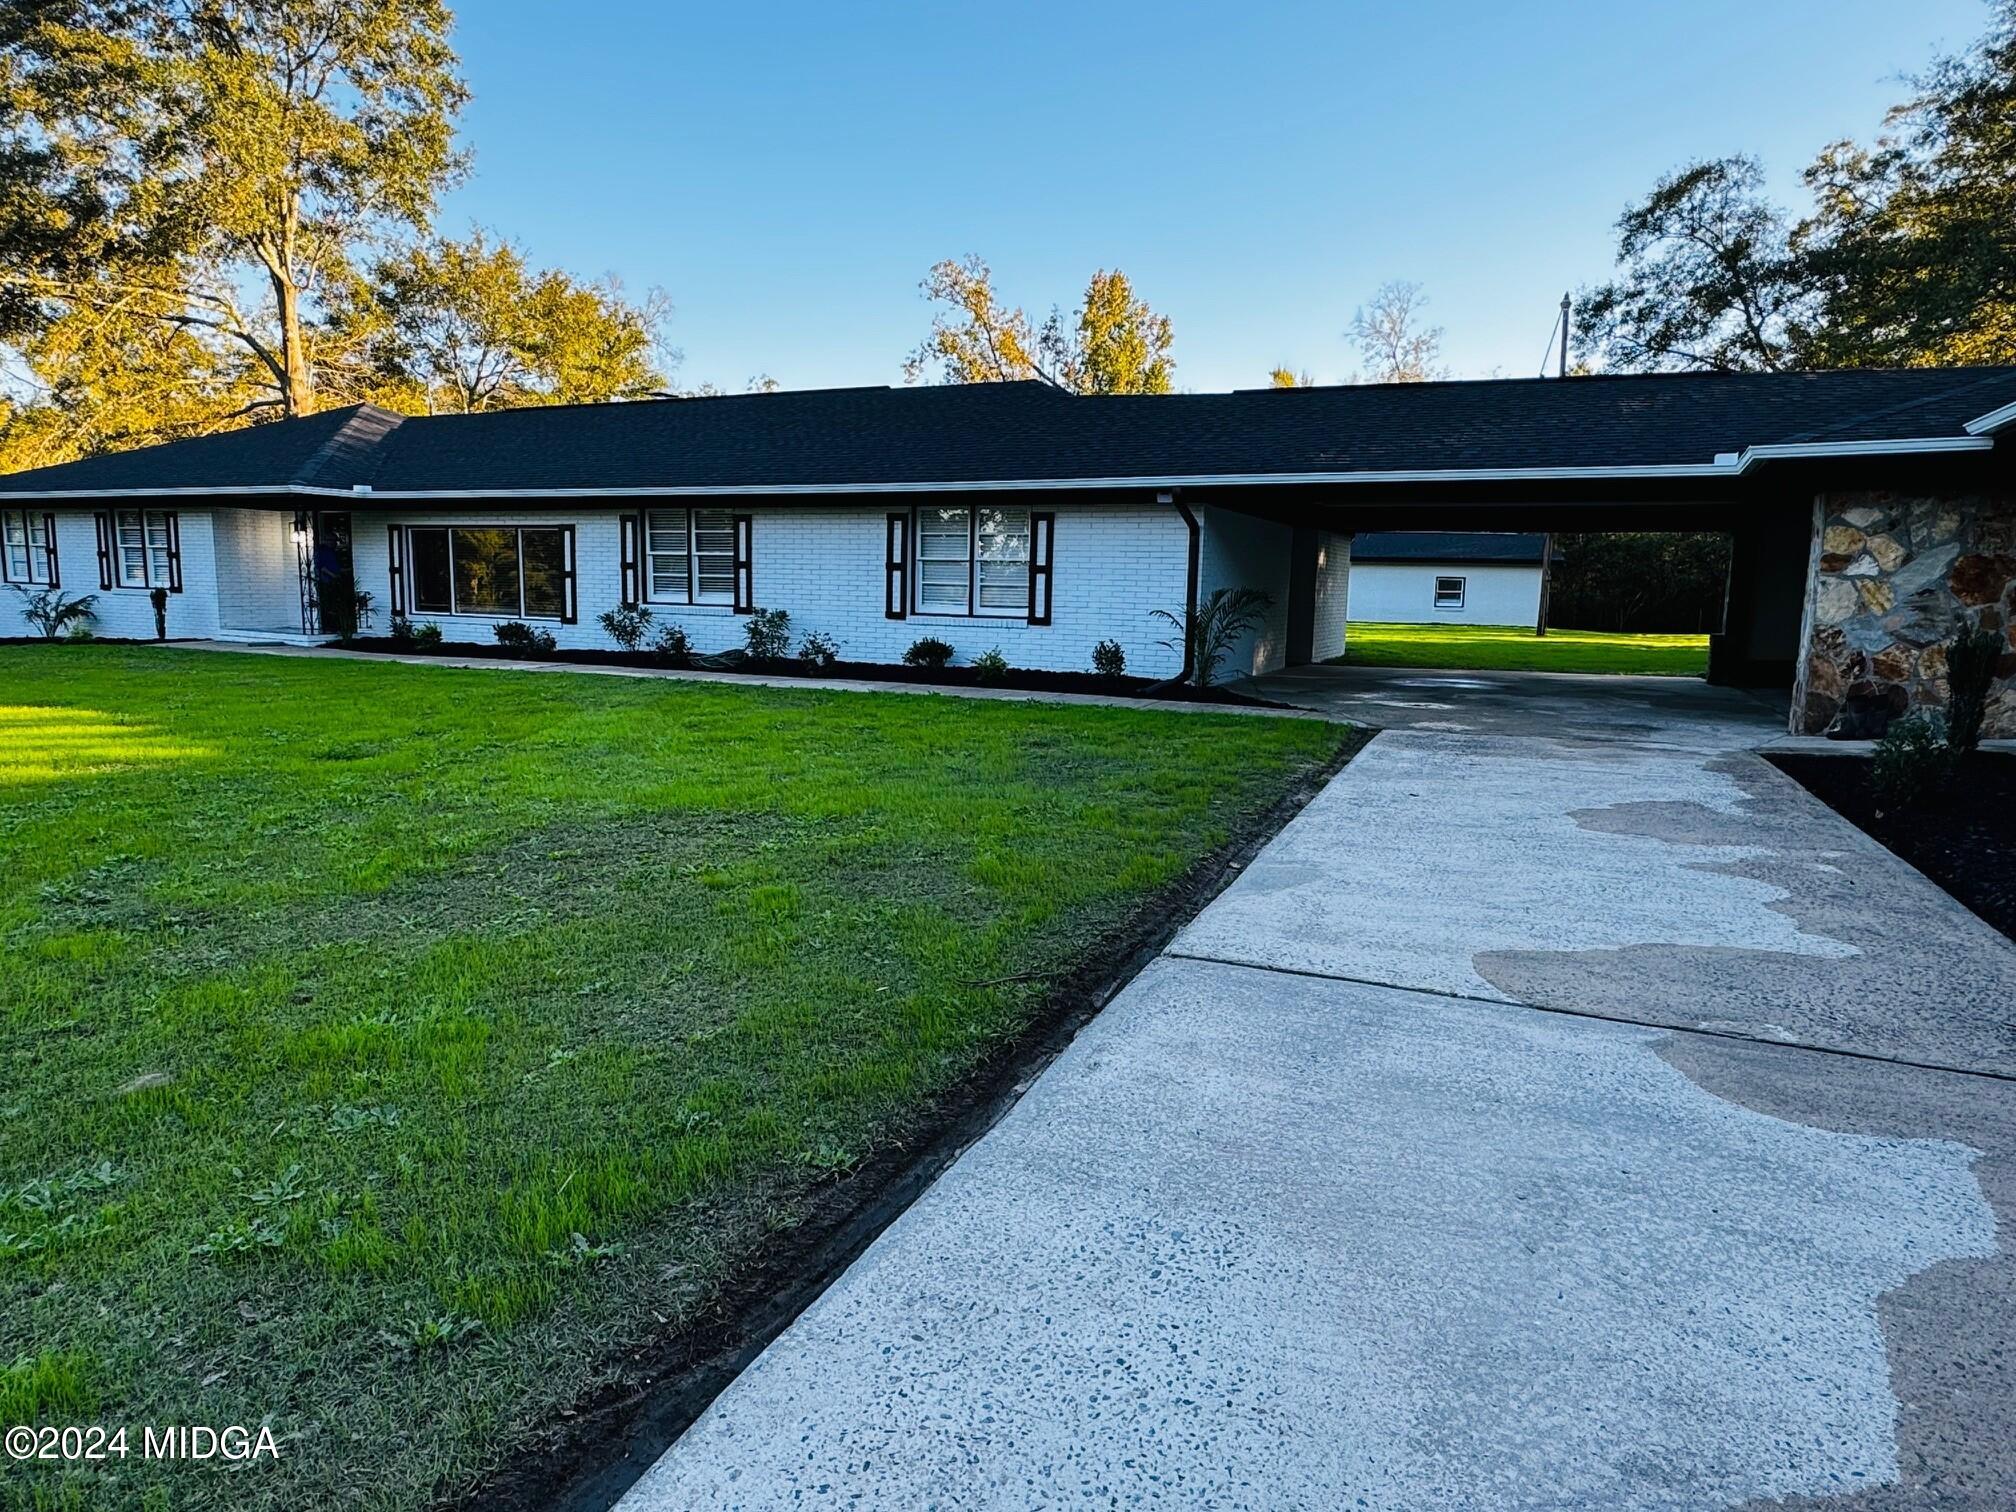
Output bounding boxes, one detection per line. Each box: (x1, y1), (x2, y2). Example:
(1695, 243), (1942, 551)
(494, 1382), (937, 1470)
(1793, 490), (2016, 736)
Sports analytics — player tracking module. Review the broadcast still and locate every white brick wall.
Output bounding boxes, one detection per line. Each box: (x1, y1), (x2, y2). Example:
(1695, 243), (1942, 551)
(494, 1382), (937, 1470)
(212, 507), (302, 631)
(1197, 506), (1293, 677)
(1310, 530), (1352, 660)
(1, 507), (222, 640)
(348, 502), (1196, 678)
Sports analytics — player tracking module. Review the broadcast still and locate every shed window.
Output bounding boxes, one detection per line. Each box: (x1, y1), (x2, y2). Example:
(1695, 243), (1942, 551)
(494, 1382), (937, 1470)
(2, 510), (54, 586)
(1433, 575), (1466, 610)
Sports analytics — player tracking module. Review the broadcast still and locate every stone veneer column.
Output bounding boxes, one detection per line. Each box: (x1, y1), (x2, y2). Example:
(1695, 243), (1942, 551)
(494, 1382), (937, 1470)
(1791, 490), (2016, 736)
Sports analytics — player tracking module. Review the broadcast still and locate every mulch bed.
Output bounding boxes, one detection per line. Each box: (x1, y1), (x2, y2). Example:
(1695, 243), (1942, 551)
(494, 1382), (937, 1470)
(1767, 751), (2016, 943)
(333, 637), (1294, 709)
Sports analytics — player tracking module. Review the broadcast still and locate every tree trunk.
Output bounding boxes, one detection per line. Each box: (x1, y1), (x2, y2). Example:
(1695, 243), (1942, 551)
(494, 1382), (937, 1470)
(273, 270), (316, 417)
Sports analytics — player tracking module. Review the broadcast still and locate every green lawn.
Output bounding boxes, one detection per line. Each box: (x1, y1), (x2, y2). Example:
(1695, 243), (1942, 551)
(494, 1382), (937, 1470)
(0, 648), (1344, 1511)
(1338, 621), (1710, 676)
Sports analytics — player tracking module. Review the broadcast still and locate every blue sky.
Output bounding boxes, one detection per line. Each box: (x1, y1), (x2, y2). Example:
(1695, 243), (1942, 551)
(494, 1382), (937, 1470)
(440, 0), (1992, 394)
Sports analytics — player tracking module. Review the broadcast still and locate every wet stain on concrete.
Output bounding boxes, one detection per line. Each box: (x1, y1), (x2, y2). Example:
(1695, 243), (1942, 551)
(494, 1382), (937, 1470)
(1657, 1034), (2016, 1512)
(1477, 753), (2016, 1074)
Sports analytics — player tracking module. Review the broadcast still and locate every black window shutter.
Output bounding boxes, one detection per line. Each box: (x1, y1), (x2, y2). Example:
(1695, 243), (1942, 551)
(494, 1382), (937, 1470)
(885, 512), (908, 619)
(387, 525), (406, 615)
(620, 513), (639, 603)
(732, 514), (754, 612)
(43, 514), (60, 588)
(164, 512), (183, 592)
(562, 525), (579, 624)
(95, 512), (113, 589)
(1028, 511), (1055, 625)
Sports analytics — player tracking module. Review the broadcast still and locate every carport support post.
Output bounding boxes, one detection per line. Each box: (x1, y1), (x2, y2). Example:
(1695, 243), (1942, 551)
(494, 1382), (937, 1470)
(1535, 533), (1553, 637)
(1709, 506), (1810, 691)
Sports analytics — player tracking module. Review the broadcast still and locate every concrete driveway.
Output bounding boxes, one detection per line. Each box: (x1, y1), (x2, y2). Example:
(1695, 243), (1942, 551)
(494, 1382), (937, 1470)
(620, 666), (2016, 1510)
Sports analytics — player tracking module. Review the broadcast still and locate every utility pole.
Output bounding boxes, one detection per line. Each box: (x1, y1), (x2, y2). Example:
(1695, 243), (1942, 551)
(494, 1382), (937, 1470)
(1559, 292), (1571, 378)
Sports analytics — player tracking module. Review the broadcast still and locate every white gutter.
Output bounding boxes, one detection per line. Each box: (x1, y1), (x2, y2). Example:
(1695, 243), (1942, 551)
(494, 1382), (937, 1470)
(1964, 397), (2016, 435)
(0, 434), (1992, 501)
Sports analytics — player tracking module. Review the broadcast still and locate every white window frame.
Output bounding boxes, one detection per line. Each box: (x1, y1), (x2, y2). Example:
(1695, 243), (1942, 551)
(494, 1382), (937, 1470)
(2, 510), (54, 586)
(404, 524), (572, 621)
(115, 509), (175, 590)
(1433, 574), (1467, 610)
(642, 507), (736, 606)
(911, 505), (1031, 619)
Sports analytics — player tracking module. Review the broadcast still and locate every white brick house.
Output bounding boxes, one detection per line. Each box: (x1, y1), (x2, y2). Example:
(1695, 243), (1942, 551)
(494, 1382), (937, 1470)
(6, 369), (2016, 732)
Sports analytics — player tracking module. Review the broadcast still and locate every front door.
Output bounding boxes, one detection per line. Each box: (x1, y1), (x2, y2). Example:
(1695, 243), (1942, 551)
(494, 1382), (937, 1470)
(312, 512), (356, 635)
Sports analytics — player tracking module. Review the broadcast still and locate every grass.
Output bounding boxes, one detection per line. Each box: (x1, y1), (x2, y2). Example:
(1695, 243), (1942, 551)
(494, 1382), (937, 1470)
(1338, 621), (1709, 676)
(0, 646), (1344, 1511)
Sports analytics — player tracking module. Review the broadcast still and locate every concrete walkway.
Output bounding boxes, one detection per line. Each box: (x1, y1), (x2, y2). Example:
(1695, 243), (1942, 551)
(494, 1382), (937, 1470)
(621, 666), (2016, 1510)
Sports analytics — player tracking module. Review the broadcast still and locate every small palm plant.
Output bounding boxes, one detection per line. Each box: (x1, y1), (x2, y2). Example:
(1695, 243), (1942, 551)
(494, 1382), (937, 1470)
(11, 586), (100, 641)
(1150, 586), (1272, 688)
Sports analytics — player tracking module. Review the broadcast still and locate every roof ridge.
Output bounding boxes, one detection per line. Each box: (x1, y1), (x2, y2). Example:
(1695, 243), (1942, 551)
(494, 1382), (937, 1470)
(1777, 368), (2016, 445)
(292, 404), (406, 488)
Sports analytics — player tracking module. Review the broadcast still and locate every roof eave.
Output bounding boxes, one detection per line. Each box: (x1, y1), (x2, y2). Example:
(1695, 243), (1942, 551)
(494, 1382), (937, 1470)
(0, 434), (1991, 501)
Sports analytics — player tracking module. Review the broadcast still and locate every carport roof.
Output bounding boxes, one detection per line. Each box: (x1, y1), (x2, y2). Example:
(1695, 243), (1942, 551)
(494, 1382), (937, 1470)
(3, 364), (2014, 499)
(1352, 532), (1550, 564)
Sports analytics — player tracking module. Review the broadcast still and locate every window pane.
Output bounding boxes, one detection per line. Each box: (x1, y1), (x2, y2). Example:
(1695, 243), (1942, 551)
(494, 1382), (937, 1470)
(409, 528), (452, 612)
(2, 511), (23, 582)
(645, 509), (690, 602)
(116, 511), (147, 586)
(452, 527), (521, 615)
(918, 561), (969, 609)
(693, 508), (735, 603)
(521, 528), (567, 619)
(916, 508), (970, 612)
(146, 513), (173, 586)
(976, 507), (1029, 563)
(918, 508), (970, 560)
(976, 561), (1027, 612)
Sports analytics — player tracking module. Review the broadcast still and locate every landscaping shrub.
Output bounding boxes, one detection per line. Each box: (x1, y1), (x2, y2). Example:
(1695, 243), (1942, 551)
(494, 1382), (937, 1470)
(972, 646), (1009, 683)
(149, 586), (169, 641)
(1873, 712), (1955, 811)
(412, 621), (444, 649)
(798, 629), (840, 672)
(597, 601), (655, 651)
(1947, 625), (2003, 756)
(654, 622), (693, 663)
(903, 636), (954, 669)
(494, 621), (558, 654)
(1151, 586), (1272, 687)
(389, 613), (416, 648)
(1091, 639), (1127, 678)
(743, 608), (791, 659)
(8, 586), (98, 642)
(343, 590), (375, 643)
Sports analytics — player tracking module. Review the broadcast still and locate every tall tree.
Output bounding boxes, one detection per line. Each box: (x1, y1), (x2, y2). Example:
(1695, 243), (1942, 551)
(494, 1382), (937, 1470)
(1574, 158), (1816, 372)
(0, 0), (468, 421)
(1349, 281), (1446, 382)
(1798, 1), (2016, 367)
(1043, 269), (1174, 394)
(1267, 366), (1315, 387)
(326, 231), (672, 413)
(905, 256), (1175, 393)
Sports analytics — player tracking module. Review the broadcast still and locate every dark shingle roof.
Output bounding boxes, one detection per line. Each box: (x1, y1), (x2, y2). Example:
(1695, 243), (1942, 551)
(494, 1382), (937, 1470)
(1352, 532), (1550, 564)
(4, 366), (2014, 497)
(0, 406), (401, 495)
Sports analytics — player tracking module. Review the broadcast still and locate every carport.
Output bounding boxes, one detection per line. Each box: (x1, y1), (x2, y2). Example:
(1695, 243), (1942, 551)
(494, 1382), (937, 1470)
(1175, 368), (2016, 736)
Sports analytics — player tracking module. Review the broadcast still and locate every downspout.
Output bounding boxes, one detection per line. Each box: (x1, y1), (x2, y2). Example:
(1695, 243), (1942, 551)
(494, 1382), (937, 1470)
(1160, 489), (1200, 685)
